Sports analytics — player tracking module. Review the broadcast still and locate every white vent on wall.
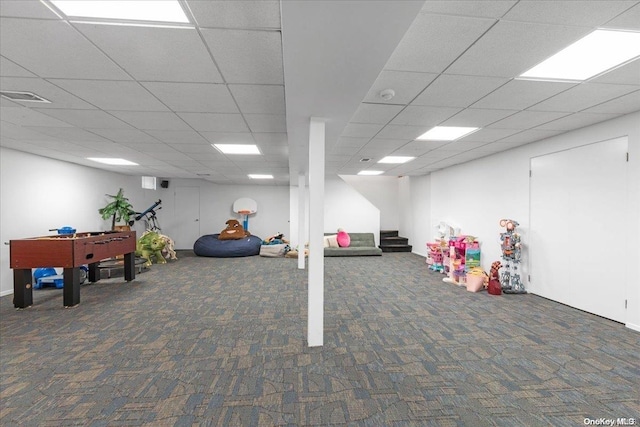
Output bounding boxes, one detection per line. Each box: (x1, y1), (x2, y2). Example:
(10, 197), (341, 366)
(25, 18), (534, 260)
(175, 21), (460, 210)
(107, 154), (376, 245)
(0, 91), (51, 103)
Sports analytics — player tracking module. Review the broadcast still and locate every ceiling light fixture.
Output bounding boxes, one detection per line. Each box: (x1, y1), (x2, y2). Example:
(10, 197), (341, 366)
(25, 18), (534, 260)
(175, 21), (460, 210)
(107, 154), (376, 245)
(379, 89), (395, 101)
(213, 144), (261, 155)
(417, 126), (479, 141)
(88, 158), (138, 166)
(519, 29), (640, 81)
(49, 0), (190, 24)
(357, 170), (384, 176)
(378, 156), (414, 164)
(248, 174), (273, 179)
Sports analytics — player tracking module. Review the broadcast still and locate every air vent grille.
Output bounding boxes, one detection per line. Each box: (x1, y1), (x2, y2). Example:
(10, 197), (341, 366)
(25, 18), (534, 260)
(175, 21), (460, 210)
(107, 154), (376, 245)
(0, 91), (51, 103)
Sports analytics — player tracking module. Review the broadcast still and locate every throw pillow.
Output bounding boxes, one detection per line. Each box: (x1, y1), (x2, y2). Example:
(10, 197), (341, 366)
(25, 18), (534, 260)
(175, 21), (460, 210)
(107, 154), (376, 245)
(337, 230), (350, 247)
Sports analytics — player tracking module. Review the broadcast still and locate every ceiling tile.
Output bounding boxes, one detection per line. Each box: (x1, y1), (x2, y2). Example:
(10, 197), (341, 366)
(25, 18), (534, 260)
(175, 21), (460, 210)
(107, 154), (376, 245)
(603, 2), (640, 30)
(350, 104), (404, 124)
(178, 112), (249, 132)
(390, 105), (461, 126)
(1, 121), (62, 140)
(252, 133), (288, 146)
(582, 90), (640, 114)
(361, 138), (409, 151)
(472, 79), (577, 110)
(141, 82), (238, 113)
(363, 70), (437, 105)
(201, 29), (283, 84)
(441, 108), (518, 127)
(376, 124), (429, 140)
(228, 84), (285, 115)
(418, 1), (517, 19)
(335, 137), (370, 148)
(244, 114), (286, 133)
(74, 23), (223, 83)
(528, 83), (639, 113)
(0, 18), (131, 80)
(36, 109), (132, 129)
(200, 132), (255, 144)
(49, 79), (169, 111)
(110, 111), (191, 131)
(1, 106), (72, 127)
(446, 21), (592, 77)
(89, 128), (160, 144)
(412, 74), (509, 107)
(502, 1), (636, 26)
(385, 14), (495, 73)
(456, 127), (520, 142)
(341, 123), (384, 138)
(497, 129), (565, 144)
(0, 0), (61, 19)
(187, 0), (281, 29)
(1, 77), (97, 109)
(590, 60), (640, 85)
(23, 126), (112, 143)
(488, 110), (570, 129)
(0, 56), (35, 77)
(143, 130), (207, 145)
(398, 139), (450, 153)
(535, 112), (621, 131)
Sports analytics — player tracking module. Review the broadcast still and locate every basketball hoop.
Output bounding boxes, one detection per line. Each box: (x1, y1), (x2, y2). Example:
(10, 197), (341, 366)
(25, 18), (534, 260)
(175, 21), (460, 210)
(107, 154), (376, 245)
(233, 198), (257, 231)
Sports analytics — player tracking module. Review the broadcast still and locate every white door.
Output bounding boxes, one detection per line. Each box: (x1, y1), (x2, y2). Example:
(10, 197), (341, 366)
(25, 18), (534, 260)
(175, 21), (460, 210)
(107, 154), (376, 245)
(174, 187), (200, 250)
(530, 137), (628, 322)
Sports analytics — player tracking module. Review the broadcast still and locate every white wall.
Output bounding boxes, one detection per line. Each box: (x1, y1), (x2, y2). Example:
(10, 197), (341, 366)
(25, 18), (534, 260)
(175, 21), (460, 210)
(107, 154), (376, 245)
(427, 111), (640, 331)
(155, 179), (290, 244)
(400, 175), (431, 257)
(290, 175), (381, 247)
(339, 175), (400, 230)
(0, 148), (148, 296)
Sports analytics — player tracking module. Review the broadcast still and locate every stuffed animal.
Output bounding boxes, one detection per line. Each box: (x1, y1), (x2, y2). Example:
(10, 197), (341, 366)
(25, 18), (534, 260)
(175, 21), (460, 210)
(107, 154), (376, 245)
(263, 232), (289, 245)
(136, 231), (167, 267)
(488, 260), (502, 295)
(218, 219), (250, 240)
(140, 230), (177, 260)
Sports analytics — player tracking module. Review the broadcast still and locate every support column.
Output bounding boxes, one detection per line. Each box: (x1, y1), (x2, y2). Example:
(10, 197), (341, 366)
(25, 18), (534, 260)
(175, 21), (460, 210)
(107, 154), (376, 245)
(307, 117), (325, 347)
(298, 173), (306, 270)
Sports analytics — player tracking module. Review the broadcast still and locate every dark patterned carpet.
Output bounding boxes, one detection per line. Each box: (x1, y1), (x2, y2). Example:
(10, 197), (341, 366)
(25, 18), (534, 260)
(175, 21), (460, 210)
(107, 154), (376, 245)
(1, 251), (638, 426)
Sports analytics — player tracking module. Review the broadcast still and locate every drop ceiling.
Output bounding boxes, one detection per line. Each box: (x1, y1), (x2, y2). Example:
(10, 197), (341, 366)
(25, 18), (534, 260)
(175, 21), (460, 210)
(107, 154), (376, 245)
(1, 0), (639, 185)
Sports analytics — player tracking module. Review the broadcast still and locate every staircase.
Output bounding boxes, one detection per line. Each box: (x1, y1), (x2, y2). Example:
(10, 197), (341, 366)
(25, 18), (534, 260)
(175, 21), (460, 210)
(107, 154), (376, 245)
(379, 230), (413, 253)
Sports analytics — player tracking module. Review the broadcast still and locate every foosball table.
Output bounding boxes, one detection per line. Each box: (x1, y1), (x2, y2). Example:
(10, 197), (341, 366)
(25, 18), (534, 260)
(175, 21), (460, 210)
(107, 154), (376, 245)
(9, 230), (136, 308)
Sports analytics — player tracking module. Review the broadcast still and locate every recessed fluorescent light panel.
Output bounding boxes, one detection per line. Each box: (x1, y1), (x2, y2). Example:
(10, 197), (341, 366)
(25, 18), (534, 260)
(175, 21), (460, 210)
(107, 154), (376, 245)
(520, 29), (640, 81)
(378, 156), (415, 164)
(88, 158), (138, 166)
(357, 170), (384, 176)
(248, 174), (273, 179)
(213, 144), (261, 155)
(417, 126), (479, 141)
(49, 0), (190, 24)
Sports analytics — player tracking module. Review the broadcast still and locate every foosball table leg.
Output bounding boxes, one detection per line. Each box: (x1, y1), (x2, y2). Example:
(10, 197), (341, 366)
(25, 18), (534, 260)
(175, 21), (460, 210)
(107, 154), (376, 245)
(13, 269), (33, 308)
(63, 268), (81, 307)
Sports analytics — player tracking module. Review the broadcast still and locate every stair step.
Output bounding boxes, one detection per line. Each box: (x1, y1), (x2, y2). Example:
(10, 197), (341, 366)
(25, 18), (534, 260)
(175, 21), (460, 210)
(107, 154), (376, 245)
(381, 236), (408, 245)
(379, 245), (413, 253)
(380, 230), (399, 238)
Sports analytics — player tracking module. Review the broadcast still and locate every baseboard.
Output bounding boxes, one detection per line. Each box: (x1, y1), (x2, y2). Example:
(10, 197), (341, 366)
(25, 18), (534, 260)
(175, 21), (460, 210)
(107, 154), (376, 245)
(626, 322), (640, 333)
(0, 289), (13, 298)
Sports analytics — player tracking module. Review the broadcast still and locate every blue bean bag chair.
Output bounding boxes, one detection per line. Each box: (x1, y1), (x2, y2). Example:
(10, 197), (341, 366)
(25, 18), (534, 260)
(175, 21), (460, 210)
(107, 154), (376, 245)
(193, 234), (263, 257)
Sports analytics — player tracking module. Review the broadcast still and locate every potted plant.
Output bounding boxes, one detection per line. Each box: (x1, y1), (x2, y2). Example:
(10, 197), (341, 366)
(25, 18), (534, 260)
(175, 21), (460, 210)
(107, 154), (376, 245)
(99, 188), (134, 231)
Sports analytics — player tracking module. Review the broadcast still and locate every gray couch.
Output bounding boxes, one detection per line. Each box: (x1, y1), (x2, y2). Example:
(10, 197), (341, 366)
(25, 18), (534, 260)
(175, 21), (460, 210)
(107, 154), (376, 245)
(324, 232), (382, 257)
